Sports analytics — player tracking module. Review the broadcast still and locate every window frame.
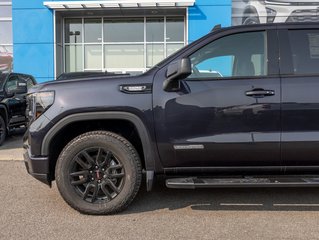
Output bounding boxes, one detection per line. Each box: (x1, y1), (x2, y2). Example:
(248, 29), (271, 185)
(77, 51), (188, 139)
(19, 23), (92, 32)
(186, 30), (270, 81)
(63, 15), (186, 74)
(279, 28), (319, 78)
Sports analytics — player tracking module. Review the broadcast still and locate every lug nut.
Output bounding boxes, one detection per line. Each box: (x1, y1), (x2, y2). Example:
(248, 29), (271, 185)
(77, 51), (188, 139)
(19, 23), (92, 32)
(102, 168), (105, 171)
(98, 180), (101, 183)
(103, 175), (107, 178)
(95, 166), (99, 169)
(89, 171), (93, 174)
(91, 178), (95, 181)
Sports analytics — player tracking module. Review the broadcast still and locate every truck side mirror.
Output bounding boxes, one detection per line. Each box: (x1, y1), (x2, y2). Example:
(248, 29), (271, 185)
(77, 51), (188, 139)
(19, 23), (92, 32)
(15, 80), (28, 94)
(163, 58), (192, 92)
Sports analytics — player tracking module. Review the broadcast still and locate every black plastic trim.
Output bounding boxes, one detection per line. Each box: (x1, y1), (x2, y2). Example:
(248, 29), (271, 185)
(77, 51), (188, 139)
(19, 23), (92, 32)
(23, 147), (51, 186)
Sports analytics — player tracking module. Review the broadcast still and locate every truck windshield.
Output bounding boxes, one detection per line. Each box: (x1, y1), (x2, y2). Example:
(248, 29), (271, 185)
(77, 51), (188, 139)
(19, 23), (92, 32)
(0, 73), (7, 88)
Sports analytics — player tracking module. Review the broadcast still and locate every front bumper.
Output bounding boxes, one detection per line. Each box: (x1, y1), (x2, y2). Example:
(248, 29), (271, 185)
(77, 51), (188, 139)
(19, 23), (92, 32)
(23, 144), (51, 186)
(266, 4), (319, 23)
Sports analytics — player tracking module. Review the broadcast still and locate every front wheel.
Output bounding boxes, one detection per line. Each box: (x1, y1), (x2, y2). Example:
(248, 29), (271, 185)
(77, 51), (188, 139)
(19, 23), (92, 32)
(0, 115), (7, 146)
(55, 131), (142, 215)
(242, 14), (260, 25)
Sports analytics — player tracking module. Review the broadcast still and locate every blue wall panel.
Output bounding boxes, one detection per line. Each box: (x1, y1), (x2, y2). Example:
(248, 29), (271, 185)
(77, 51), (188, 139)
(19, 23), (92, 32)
(12, 0), (233, 82)
(13, 43), (54, 82)
(13, 0), (54, 82)
(188, 0), (232, 43)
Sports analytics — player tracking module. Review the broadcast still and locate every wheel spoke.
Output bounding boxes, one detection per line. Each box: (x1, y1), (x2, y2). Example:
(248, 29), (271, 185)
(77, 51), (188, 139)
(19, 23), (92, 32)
(91, 183), (99, 203)
(100, 151), (112, 167)
(71, 177), (88, 186)
(83, 183), (93, 200)
(106, 179), (120, 194)
(96, 148), (103, 164)
(75, 157), (90, 169)
(70, 170), (89, 177)
(107, 164), (123, 171)
(108, 172), (125, 178)
(101, 183), (112, 199)
(81, 151), (96, 166)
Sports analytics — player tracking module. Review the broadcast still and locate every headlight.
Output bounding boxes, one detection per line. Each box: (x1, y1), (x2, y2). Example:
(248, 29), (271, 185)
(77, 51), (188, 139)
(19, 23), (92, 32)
(28, 91), (55, 120)
(266, 7), (277, 23)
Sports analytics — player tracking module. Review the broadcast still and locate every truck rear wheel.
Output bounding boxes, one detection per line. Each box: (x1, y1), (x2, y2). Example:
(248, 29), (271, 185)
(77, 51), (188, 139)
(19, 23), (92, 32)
(0, 115), (6, 146)
(55, 131), (142, 215)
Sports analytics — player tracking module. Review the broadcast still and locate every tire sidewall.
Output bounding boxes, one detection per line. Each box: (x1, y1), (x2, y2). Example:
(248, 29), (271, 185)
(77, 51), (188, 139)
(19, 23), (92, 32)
(242, 14), (260, 25)
(56, 132), (141, 214)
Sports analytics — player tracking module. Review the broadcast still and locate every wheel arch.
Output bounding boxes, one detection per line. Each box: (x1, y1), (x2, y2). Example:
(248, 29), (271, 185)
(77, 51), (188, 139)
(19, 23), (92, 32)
(42, 112), (156, 190)
(0, 104), (9, 126)
(243, 5), (259, 16)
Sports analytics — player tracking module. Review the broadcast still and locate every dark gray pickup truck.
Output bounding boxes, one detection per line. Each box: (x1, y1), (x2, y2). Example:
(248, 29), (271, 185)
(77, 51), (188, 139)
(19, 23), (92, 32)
(24, 22), (319, 214)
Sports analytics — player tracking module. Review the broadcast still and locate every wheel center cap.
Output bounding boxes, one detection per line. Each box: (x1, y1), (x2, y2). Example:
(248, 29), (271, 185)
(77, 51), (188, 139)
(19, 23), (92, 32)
(95, 170), (102, 180)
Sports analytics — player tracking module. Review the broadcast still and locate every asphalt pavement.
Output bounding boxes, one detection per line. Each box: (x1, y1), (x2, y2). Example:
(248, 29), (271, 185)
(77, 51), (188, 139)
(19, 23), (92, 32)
(1, 135), (319, 240)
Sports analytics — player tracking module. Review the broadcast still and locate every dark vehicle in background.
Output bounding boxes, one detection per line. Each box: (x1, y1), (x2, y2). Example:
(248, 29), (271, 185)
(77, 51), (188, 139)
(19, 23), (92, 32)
(24, 22), (319, 215)
(0, 72), (36, 145)
(0, 46), (13, 73)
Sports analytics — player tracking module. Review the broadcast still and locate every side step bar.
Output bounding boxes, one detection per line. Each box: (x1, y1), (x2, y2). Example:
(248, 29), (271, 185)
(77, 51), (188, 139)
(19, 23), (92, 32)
(166, 177), (319, 189)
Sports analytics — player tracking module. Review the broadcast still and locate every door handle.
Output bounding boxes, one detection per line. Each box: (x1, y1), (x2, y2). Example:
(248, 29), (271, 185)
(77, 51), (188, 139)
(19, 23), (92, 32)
(245, 89), (275, 98)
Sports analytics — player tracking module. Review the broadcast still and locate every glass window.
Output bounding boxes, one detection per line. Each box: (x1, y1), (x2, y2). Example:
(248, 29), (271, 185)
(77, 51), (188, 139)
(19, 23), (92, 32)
(85, 45), (102, 69)
(0, 21), (12, 44)
(167, 43), (184, 57)
(65, 19), (82, 44)
(146, 18), (164, 42)
(0, 5), (12, 18)
(104, 18), (144, 42)
(104, 44), (144, 68)
(166, 17), (184, 42)
(147, 44), (164, 67)
(5, 75), (18, 92)
(288, 30), (319, 75)
(188, 31), (267, 79)
(84, 18), (102, 43)
(64, 16), (185, 73)
(65, 45), (83, 72)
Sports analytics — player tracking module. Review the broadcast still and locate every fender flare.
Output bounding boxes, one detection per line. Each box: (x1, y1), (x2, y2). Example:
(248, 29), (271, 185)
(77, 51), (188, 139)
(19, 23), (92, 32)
(242, 6), (259, 20)
(42, 112), (156, 190)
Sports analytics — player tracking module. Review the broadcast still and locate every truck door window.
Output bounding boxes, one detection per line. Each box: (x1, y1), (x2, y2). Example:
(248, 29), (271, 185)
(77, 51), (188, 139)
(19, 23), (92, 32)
(287, 30), (319, 75)
(188, 31), (267, 79)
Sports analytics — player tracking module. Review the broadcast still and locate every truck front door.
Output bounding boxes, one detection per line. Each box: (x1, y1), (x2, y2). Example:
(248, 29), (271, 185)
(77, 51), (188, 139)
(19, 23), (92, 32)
(153, 29), (282, 169)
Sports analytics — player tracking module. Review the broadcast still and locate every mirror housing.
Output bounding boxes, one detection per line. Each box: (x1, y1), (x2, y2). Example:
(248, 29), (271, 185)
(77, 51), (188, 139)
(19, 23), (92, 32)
(163, 58), (192, 91)
(15, 80), (28, 94)
(5, 80), (28, 97)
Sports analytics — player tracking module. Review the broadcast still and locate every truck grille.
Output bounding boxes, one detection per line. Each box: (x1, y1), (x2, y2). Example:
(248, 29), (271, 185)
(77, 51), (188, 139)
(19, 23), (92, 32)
(286, 9), (319, 22)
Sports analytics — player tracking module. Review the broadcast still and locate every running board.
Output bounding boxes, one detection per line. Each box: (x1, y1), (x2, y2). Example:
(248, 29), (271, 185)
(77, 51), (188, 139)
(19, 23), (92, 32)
(166, 177), (319, 189)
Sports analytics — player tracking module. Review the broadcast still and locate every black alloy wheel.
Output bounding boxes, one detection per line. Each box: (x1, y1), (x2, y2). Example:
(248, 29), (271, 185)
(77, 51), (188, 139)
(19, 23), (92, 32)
(69, 147), (125, 203)
(56, 131), (142, 215)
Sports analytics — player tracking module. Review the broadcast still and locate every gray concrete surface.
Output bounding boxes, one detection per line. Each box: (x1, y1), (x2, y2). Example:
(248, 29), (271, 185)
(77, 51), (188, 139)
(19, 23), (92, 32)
(0, 129), (24, 160)
(1, 160), (319, 240)
(1, 135), (319, 239)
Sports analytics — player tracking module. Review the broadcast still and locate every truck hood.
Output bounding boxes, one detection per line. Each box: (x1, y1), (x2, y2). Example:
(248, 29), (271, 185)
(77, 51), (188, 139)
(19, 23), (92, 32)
(28, 72), (154, 94)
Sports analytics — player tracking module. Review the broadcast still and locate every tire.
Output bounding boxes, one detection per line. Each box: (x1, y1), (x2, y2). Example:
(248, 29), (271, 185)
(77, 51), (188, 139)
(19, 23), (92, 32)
(0, 115), (6, 146)
(55, 131), (142, 215)
(242, 14), (260, 25)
